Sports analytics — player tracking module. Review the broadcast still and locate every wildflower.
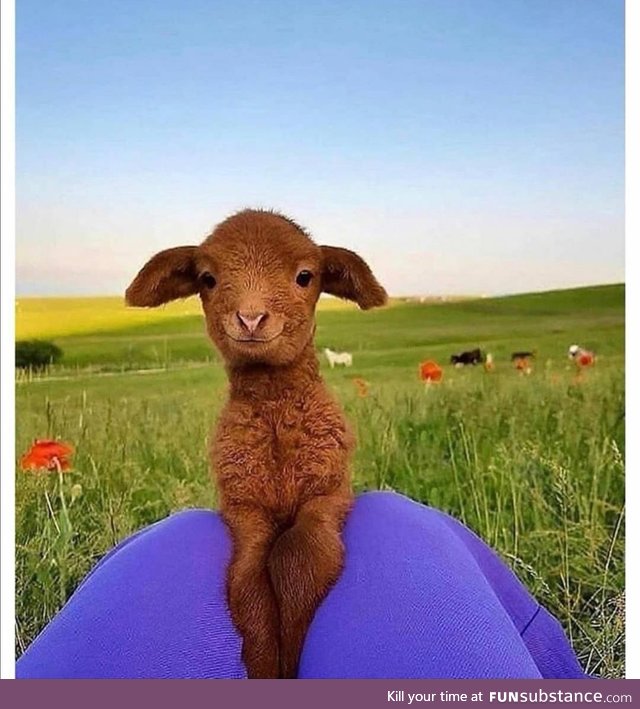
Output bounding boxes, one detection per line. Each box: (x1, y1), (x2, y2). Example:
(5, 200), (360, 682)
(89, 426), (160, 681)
(579, 352), (595, 367)
(483, 353), (494, 372)
(20, 439), (74, 472)
(568, 344), (596, 368)
(352, 378), (369, 398)
(514, 357), (532, 376)
(419, 361), (443, 383)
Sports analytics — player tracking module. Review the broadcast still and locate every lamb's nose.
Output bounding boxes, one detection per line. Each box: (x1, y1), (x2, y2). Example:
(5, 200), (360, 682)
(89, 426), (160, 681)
(237, 311), (267, 334)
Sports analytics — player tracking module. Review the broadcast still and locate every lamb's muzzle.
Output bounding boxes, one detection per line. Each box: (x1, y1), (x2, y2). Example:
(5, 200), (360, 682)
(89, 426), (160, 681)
(236, 310), (268, 336)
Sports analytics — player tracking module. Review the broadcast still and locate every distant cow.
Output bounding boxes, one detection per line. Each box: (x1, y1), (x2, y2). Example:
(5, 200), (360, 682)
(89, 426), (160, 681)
(511, 351), (535, 361)
(323, 347), (353, 368)
(450, 348), (484, 367)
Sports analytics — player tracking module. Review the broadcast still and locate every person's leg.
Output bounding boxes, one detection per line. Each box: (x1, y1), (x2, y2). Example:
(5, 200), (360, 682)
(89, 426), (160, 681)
(17, 492), (586, 679)
(435, 506), (587, 679)
(299, 492), (586, 679)
(17, 510), (246, 679)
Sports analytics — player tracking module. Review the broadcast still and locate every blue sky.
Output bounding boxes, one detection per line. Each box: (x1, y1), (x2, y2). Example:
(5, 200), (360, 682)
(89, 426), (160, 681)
(16, 0), (624, 296)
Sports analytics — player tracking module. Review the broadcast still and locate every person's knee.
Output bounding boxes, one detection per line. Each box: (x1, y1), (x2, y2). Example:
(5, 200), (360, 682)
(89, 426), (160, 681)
(350, 490), (440, 532)
(158, 508), (224, 536)
(86, 508), (229, 585)
(354, 490), (416, 515)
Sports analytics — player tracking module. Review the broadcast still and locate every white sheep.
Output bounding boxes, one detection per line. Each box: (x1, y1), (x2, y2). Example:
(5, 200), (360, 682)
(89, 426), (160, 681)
(323, 347), (353, 368)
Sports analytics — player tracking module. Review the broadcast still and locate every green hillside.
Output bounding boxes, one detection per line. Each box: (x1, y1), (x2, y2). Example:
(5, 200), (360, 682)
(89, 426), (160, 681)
(15, 284), (625, 676)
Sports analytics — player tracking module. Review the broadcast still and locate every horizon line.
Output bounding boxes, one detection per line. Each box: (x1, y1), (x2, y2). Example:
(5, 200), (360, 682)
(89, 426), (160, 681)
(13, 281), (625, 302)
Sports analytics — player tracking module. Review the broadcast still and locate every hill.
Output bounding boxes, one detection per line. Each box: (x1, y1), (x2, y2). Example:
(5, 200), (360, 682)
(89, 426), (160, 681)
(15, 282), (625, 675)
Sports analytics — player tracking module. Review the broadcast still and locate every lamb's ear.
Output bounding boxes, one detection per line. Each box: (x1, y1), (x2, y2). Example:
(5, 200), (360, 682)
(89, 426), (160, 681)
(125, 246), (199, 307)
(320, 246), (388, 310)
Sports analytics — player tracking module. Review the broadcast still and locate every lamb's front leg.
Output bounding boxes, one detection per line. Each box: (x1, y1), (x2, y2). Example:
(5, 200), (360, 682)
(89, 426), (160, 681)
(267, 493), (353, 678)
(224, 505), (281, 678)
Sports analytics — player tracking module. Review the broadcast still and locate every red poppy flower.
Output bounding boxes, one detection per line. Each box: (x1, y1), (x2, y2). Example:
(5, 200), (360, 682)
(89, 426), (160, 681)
(578, 353), (595, 367)
(352, 378), (369, 398)
(20, 440), (74, 472)
(419, 361), (443, 382)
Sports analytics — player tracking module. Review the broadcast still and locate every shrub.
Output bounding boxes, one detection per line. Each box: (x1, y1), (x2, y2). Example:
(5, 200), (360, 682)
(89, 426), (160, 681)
(15, 340), (63, 370)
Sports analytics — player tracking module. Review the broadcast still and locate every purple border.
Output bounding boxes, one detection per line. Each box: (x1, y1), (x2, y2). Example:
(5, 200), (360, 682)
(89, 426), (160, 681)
(0, 679), (637, 708)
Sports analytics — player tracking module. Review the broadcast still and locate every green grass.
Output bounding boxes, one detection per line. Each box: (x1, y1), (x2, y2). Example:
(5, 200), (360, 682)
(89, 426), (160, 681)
(15, 292), (364, 340)
(16, 284), (623, 374)
(15, 284), (625, 677)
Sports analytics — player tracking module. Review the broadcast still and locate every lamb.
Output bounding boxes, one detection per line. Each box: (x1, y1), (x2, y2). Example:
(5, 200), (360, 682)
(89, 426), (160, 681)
(323, 347), (353, 368)
(125, 209), (388, 678)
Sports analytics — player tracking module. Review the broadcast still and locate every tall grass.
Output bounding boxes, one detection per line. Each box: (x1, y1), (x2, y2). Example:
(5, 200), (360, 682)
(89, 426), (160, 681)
(16, 361), (624, 676)
(15, 286), (625, 675)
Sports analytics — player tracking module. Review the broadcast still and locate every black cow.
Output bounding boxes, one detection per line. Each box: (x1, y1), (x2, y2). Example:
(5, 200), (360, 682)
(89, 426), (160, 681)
(450, 348), (484, 366)
(510, 351), (535, 361)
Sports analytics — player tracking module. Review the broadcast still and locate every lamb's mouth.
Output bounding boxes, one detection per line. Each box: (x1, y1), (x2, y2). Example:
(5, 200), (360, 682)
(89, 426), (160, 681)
(224, 330), (283, 344)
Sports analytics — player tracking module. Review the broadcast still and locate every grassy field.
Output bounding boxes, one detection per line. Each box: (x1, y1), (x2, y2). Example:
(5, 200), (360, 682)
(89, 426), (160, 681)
(15, 284), (625, 677)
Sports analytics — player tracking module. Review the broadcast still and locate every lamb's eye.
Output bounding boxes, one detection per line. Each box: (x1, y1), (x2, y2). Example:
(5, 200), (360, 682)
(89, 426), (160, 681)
(200, 272), (216, 289)
(296, 270), (313, 288)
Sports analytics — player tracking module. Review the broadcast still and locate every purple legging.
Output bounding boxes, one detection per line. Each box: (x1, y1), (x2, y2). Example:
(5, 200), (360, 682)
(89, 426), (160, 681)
(16, 492), (587, 679)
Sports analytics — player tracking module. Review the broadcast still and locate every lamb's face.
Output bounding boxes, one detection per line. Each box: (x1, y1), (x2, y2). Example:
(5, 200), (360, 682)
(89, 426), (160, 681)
(125, 209), (388, 369)
(196, 213), (323, 367)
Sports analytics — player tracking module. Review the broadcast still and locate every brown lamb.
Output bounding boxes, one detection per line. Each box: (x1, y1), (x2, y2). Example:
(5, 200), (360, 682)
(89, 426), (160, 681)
(125, 209), (388, 678)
